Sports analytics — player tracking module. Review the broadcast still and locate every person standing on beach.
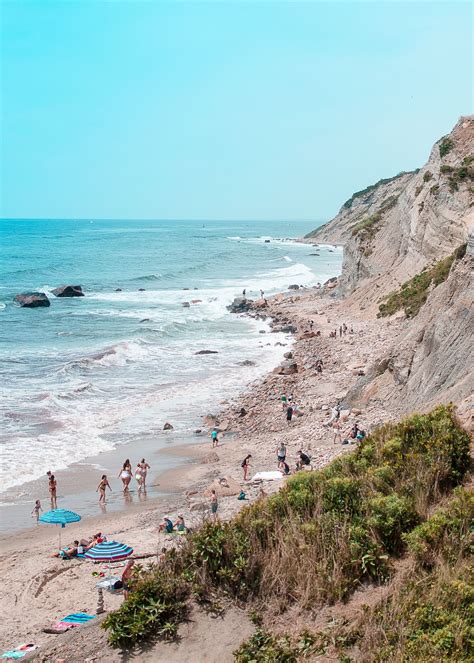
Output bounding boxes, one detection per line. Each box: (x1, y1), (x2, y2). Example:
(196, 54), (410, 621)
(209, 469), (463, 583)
(31, 499), (42, 523)
(118, 459), (132, 493)
(49, 474), (57, 509)
(210, 489), (218, 520)
(241, 454), (252, 481)
(211, 428), (219, 447)
(97, 474), (112, 503)
(138, 458), (151, 488)
(276, 442), (287, 469)
(332, 420), (342, 445)
(135, 463), (145, 492)
(121, 559), (135, 601)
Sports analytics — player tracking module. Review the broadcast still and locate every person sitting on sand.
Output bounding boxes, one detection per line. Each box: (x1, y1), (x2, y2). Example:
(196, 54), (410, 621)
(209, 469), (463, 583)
(159, 517), (174, 534)
(241, 454), (252, 481)
(31, 499), (42, 524)
(53, 540), (80, 559)
(282, 461), (291, 476)
(174, 515), (187, 532)
(296, 450), (311, 471)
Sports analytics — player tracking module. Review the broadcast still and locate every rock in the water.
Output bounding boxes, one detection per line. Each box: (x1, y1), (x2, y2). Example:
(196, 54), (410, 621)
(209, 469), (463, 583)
(228, 297), (253, 313)
(194, 429), (203, 435)
(288, 284), (300, 290)
(283, 351), (293, 359)
(182, 302), (190, 308)
(264, 239), (270, 243)
(138, 288), (146, 292)
(191, 299), (202, 304)
(238, 360), (256, 366)
(14, 292), (50, 308)
(52, 285), (84, 297)
(115, 288), (123, 292)
(280, 324), (297, 334)
(163, 422), (174, 430)
(195, 350), (218, 355)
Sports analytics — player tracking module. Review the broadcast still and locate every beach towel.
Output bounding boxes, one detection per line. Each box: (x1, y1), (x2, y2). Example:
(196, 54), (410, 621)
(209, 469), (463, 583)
(61, 613), (95, 624)
(2, 645), (37, 659)
(251, 471), (283, 481)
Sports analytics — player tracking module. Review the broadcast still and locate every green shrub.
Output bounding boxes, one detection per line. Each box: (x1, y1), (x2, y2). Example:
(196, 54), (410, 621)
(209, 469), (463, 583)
(378, 244), (466, 318)
(439, 138), (454, 158)
(103, 407), (470, 647)
(430, 184), (439, 195)
(342, 172), (413, 209)
(423, 170), (433, 182)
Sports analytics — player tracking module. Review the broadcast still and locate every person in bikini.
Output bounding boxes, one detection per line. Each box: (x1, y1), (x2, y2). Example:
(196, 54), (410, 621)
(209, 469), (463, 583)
(97, 474), (112, 503)
(138, 458), (150, 488)
(118, 459), (132, 493)
(49, 475), (57, 509)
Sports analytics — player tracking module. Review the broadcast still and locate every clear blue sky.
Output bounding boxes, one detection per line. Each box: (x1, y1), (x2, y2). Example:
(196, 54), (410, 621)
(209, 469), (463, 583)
(1, 1), (472, 221)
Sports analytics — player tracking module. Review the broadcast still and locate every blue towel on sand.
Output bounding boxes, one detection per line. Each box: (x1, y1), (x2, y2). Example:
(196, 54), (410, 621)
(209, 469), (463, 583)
(62, 613), (95, 624)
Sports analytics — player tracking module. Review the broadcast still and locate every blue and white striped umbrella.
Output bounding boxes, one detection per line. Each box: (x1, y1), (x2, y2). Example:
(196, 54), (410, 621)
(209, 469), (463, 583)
(39, 509), (81, 550)
(85, 540), (133, 562)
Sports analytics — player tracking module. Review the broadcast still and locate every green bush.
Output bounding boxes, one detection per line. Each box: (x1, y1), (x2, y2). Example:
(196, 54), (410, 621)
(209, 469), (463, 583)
(439, 138), (454, 158)
(103, 407), (470, 647)
(378, 245), (466, 318)
(423, 170), (433, 182)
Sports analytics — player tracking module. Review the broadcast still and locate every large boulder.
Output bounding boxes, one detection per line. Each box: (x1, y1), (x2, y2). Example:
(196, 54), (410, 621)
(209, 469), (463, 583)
(14, 292), (50, 308)
(52, 285), (84, 297)
(274, 360), (298, 375)
(227, 297), (253, 313)
(288, 284), (300, 290)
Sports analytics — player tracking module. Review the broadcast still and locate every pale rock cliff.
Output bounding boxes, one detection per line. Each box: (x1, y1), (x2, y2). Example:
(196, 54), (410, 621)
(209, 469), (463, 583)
(306, 116), (474, 420)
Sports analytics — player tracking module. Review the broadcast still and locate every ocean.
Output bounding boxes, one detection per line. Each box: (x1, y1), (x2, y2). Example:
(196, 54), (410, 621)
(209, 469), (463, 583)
(0, 218), (342, 501)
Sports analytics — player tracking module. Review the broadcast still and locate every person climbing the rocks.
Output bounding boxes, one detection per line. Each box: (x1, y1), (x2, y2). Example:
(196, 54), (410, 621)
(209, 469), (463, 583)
(339, 326), (343, 337)
(286, 403), (294, 425)
(315, 359), (323, 374)
(325, 403), (340, 427)
(241, 454), (252, 481)
(276, 442), (287, 469)
(281, 393), (288, 410)
(343, 323), (348, 335)
(296, 450), (311, 471)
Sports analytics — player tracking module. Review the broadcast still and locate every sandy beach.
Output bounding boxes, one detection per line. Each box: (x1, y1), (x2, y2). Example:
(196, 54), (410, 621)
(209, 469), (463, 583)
(0, 284), (405, 661)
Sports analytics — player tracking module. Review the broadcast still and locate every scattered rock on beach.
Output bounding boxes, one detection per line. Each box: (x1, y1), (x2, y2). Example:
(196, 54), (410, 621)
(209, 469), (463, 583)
(14, 292), (50, 308)
(163, 422), (174, 430)
(228, 297), (253, 313)
(274, 360), (298, 375)
(283, 351), (293, 359)
(52, 285), (84, 297)
(201, 452), (220, 464)
(239, 408), (247, 417)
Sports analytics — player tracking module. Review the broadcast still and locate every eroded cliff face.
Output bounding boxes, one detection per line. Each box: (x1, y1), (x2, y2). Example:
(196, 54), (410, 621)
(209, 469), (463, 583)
(308, 116), (474, 305)
(307, 117), (474, 420)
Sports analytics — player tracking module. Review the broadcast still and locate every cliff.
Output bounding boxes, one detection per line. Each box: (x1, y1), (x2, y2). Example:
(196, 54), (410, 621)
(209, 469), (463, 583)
(306, 116), (474, 418)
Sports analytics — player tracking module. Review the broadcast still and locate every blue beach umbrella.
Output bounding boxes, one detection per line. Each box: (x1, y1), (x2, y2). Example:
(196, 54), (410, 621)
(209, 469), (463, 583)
(39, 509), (81, 550)
(84, 540), (133, 562)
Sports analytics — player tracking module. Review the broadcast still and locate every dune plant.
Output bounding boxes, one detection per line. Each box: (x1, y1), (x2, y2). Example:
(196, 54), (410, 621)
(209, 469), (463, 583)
(103, 406), (470, 648)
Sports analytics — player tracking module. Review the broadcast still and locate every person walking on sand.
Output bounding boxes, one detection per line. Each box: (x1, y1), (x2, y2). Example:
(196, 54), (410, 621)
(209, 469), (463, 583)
(211, 428), (219, 448)
(135, 463), (144, 492)
(49, 474), (57, 509)
(118, 459), (132, 493)
(31, 499), (42, 523)
(276, 442), (287, 469)
(121, 559), (135, 601)
(210, 489), (218, 520)
(97, 474), (112, 503)
(138, 458), (151, 488)
(241, 454), (252, 481)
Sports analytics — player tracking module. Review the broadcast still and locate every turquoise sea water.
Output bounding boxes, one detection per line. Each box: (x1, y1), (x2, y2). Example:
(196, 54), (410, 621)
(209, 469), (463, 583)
(0, 219), (342, 496)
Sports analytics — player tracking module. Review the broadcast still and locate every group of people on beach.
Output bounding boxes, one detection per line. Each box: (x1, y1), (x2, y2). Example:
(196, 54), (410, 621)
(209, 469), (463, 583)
(117, 458), (151, 495)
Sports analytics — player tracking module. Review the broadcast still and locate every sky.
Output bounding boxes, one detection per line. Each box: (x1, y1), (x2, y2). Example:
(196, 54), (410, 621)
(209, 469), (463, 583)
(1, 1), (472, 221)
